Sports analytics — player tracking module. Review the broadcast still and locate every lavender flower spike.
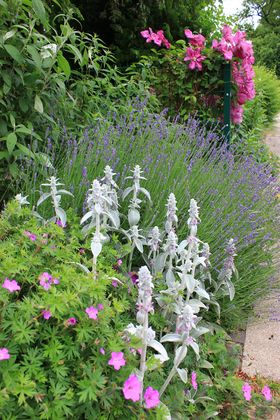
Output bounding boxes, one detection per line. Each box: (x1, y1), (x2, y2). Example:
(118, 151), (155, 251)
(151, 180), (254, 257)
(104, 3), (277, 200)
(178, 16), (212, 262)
(217, 238), (237, 300)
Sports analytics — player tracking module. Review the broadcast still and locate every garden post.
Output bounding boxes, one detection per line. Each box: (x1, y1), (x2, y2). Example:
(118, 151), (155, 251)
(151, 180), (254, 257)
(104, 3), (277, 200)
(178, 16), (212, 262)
(223, 62), (231, 142)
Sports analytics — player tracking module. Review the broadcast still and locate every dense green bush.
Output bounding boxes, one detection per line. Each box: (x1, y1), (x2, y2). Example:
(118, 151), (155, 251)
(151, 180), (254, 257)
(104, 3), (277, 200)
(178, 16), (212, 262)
(0, 0), (156, 200)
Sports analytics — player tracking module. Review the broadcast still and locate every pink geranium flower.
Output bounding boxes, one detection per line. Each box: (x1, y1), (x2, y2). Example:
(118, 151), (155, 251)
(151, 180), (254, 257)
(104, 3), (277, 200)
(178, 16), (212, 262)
(184, 29), (205, 48)
(42, 310), (52, 320)
(2, 278), (21, 293)
(144, 386), (160, 409)
(97, 304), (104, 311)
(39, 272), (59, 290)
(0, 348), (10, 360)
(123, 374), (141, 402)
(100, 347), (105, 355)
(184, 47), (206, 71)
(56, 219), (66, 228)
(191, 371), (198, 390)
(242, 382), (252, 401)
(23, 230), (37, 241)
(66, 317), (77, 325)
(85, 306), (98, 319)
(108, 351), (126, 370)
(262, 385), (272, 401)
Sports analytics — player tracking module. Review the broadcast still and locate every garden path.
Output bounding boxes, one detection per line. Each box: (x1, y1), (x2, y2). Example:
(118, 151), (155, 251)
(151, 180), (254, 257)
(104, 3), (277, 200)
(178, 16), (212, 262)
(242, 114), (280, 384)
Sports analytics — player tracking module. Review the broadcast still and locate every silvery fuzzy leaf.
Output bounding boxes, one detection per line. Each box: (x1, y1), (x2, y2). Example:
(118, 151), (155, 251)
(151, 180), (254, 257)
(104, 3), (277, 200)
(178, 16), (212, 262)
(160, 333), (182, 343)
(148, 339), (169, 363)
(174, 345), (188, 366)
(94, 203), (103, 215)
(154, 253), (167, 273)
(123, 187), (134, 199)
(104, 210), (119, 228)
(32, 210), (44, 220)
(196, 287), (210, 300)
(69, 262), (90, 274)
(56, 189), (74, 197)
(225, 278), (235, 301)
(80, 210), (94, 225)
(199, 360), (214, 369)
(139, 187), (151, 202)
(81, 222), (94, 237)
(191, 326), (210, 339)
(128, 208), (140, 226)
(56, 207), (67, 226)
(189, 341), (200, 360)
(91, 239), (102, 258)
(134, 238), (144, 253)
(176, 368), (188, 383)
(110, 210), (120, 228)
(166, 268), (176, 286)
(177, 240), (188, 254)
(156, 403), (171, 420)
(188, 299), (207, 313)
(179, 273), (196, 294)
(194, 256), (206, 266)
(37, 192), (51, 207)
(56, 195), (62, 205)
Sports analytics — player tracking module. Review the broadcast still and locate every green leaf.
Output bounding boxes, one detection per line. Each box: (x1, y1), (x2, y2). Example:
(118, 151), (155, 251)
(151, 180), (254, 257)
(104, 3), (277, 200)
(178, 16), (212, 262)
(17, 144), (34, 158)
(32, 0), (47, 25)
(34, 95), (43, 113)
(6, 132), (17, 154)
(3, 29), (17, 41)
(57, 53), (71, 78)
(9, 162), (19, 178)
(4, 44), (24, 64)
(26, 45), (42, 69)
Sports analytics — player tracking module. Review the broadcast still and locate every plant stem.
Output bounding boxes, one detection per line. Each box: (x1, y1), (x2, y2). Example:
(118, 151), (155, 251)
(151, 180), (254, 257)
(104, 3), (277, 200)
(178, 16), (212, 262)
(159, 342), (187, 397)
(128, 244), (135, 272)
(139, 312), (148, 405)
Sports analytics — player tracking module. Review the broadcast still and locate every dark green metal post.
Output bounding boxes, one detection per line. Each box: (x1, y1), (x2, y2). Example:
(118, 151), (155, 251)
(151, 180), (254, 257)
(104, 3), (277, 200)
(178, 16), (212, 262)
(223, 62), (231, 142)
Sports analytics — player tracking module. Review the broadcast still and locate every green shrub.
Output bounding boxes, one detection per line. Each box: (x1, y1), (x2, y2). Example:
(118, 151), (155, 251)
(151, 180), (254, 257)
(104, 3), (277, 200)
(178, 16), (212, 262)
(253, 66), (280, 124)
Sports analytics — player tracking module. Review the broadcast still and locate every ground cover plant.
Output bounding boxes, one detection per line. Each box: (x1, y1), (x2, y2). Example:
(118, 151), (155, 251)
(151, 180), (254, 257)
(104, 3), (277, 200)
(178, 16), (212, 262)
(17, 105), (280, 328)
(1, 171), (279, 418)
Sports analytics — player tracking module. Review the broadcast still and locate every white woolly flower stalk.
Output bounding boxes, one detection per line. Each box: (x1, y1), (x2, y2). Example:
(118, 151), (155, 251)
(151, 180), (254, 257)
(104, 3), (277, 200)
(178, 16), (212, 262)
(137, 266), (154, 403)
(147, 226), (161, 274)
(15, 193), (29, 208)
(163, 230), (178, 286)
(160, 304), (198, 397)
(101, 166), (120, 227)
(187, 199), (200, 237)
(37, 176), (73, 226)
(165, 193), (178, 233)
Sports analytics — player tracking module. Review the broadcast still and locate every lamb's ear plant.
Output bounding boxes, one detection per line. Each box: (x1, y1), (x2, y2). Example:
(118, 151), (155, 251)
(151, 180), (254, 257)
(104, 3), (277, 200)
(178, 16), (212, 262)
(15, 193), (29, 208)
(123, 165), (151, 270)
(36, 176), (73, 226)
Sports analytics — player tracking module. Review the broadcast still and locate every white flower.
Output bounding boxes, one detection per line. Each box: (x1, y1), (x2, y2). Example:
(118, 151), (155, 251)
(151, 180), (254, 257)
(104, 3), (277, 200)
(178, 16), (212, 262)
(41, 43), (58, 59)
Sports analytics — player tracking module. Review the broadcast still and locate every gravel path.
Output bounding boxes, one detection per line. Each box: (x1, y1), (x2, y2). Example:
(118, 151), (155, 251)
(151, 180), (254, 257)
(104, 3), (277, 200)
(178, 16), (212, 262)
(242, 115), (280, 383)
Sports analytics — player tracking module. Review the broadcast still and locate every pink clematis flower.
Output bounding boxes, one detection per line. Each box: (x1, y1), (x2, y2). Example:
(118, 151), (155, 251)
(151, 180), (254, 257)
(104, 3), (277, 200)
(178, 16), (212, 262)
(0, 348), (10, 360)
(66, 317), (77, 325)
(144, 386), (160, 409)
(231, 104), (244, 124)
(242, 382), (252, 401)
(184, 47), (206, 71)
(184, 29), (205, 48)
(222, 25), (234, 43)
(108, 351), (126, 370)
(140, 27), (170, 49)
(262, 385), (272, 401)
(42, 310), (52, 320)
(2, 278), (21, 293)
(85, 306), (99, 319)
(191, 371), (198, 390)
(123, 374), (141, 402)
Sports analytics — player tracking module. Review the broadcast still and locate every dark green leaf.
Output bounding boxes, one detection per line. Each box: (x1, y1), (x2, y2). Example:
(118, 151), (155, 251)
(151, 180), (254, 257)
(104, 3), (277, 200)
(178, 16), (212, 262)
(57, 53), (71, 78)
(6, 132), (17, 154)
(4, 44), (24, 64)
(32, 0), (47, 25)
(34, 95), (43, 113)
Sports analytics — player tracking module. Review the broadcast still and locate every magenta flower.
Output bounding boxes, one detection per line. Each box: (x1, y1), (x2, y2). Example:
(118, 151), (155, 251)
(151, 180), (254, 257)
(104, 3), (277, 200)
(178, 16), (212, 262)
(242, 382), (252, 401)
(184, 29), (205, 48)
(117, 259), (123, 266)
(42, 310), (52, 320)
(191, 371), (198, 390)
(212, 38), (233, 60)
(2, 278), (21, 293)
(56, 219), (66, 228)
(0, 348), (10, 361)
(39, 272), (59, 290)
(85, 306), (98, 319)
(123, 374), (141, 402)
(140, 27), (170, 49)
(66, 317), (77, 325)
(112, 280), (118, 287)
(262, 385), (272, 401)
(100, 347), (105, 355)
(231, 104), (244, 124)
(23, 230), (37, 241)
(184, 47), (206, 71)
(108, 351), (126, 370)
(128, 272), (138, 284)
(144, 386), (160, 409)
(97, 304), (104, 311)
